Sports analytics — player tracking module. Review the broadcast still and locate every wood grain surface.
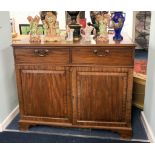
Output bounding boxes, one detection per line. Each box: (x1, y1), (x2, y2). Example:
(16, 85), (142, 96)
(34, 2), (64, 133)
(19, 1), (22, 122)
(13, 34), (135, 139)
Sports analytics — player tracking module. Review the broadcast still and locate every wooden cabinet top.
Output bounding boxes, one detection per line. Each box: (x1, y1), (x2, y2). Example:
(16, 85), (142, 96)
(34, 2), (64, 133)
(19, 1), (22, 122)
(12, 33), (135, 47)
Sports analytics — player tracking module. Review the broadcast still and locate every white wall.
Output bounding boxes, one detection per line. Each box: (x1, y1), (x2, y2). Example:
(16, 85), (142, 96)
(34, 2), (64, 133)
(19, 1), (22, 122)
(0, 11), (18, 124)
(144, 11), (155, 141)
(122, 11), (134, 39)
(10, 11), (134, 39)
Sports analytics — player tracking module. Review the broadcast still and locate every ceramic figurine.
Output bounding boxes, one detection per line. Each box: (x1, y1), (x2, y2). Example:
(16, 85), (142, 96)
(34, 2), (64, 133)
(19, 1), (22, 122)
(66, 26), (74, 41)
(88, 11), (101, 34)
(81, 25), (94, 41)
(40, 11), (56, 35)
(111, 11), (125, 41)
(42, 12), (61, 42)
(10, 18), (17, 38)
(27, 15), (41, 42)
(96, 12), (110, 42)
(88, 11), (109, 35)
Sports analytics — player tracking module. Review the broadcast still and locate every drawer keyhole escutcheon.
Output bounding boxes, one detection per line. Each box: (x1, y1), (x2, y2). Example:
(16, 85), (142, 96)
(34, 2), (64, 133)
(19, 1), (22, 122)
(34, 49), (49, 57)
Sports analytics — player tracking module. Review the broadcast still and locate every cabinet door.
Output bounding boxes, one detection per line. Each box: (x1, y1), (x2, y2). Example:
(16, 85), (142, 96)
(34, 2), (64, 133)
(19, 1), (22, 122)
(16, 65), (72, 124)
(72, 67), (133, 127)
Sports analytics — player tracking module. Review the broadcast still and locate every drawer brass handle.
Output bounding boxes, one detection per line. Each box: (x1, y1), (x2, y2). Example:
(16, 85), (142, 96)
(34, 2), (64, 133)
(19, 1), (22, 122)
(34, 49), (49, 57)
(105, 49), (110, 54)
(93, 49), (110, 57)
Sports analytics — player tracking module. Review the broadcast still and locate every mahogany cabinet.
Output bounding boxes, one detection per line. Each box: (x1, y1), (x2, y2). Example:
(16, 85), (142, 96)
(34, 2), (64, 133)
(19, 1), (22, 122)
(13, 34), (135, 138)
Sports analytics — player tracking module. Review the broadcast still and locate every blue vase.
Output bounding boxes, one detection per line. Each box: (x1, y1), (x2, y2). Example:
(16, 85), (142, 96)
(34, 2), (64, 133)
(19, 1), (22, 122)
(111, 11), (125, 41)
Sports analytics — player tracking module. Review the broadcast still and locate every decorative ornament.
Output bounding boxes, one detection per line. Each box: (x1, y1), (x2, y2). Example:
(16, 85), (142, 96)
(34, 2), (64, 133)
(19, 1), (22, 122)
(40, 11), (61, 42)
(27, 15), (41, 42)
(111, 11), (126, 41)
(67, 11), (81, 41)
(95, 12), (110, 42)
(66, 26), (74, 41)
(81, 25), (94, 42)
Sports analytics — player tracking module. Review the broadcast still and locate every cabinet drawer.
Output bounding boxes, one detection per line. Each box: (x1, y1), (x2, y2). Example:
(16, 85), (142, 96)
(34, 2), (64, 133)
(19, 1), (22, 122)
(14, 48), (69, 64)
(72, 47), (134, 66)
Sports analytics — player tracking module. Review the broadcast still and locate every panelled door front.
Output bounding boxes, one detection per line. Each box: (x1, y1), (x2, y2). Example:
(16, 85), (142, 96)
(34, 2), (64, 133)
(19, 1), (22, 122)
(16, 65), (72, 124)
(72, 67), (133, 127)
